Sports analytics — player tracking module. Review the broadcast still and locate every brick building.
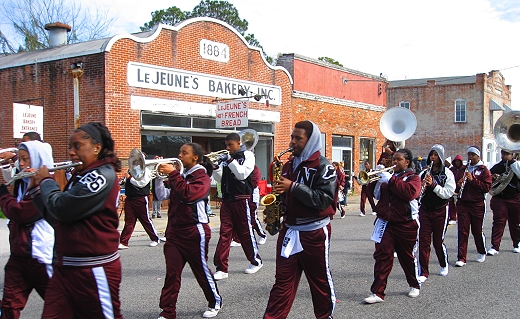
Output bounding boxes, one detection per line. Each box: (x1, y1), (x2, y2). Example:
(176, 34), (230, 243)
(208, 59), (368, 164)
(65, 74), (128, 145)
(277, 54), (387, 183)
(0, 18), (293, 181)
(387, 70), (512, 167)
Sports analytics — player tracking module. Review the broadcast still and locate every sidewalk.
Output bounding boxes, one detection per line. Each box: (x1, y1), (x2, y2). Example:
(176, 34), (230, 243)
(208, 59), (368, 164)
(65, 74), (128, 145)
(117, 194), (364, 238)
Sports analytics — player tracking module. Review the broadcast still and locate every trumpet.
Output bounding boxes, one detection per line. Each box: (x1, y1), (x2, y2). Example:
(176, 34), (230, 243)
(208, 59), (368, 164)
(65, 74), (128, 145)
(7, 161), (82, 185)
(206, 150), (230, 164)
(128, 148), (183, 181)
(357, 165), (396, 185)
(207, 129), (259, 165)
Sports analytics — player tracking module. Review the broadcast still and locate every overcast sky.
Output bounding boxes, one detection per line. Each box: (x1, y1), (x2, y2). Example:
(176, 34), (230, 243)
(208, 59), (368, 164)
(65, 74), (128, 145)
(5, 0), (520, 108)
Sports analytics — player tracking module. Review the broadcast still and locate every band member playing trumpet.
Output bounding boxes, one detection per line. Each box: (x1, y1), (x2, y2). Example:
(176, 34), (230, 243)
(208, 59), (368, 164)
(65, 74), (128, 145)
(455, 146), (492, 267)
(212, 132), (262, 280)
(487, 149), (520, 255)
(364, 148), (421, 304)
(32, 122), (123, 319)
(0, 140), (54, 318)
(264, 121), (337, 319)
(154, 143), (222, 319)
(417, 144), (455, 282)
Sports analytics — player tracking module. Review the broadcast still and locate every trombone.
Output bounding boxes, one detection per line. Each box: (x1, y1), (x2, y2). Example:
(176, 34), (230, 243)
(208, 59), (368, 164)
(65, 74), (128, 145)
(357, 165), (396, 185)
(128, 148), (183, 181)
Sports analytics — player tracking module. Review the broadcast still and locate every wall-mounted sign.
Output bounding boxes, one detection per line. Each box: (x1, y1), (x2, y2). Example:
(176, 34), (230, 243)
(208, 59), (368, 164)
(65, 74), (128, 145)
(127, 62), (282, 106)
(13, 103), (44, 139)
(216, 100), (248, 128)
(200, 39), (229, 63)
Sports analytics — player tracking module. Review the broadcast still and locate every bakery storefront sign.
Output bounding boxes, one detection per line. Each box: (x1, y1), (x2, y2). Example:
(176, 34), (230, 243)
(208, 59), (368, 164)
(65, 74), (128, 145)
(127, 62), (281, 105)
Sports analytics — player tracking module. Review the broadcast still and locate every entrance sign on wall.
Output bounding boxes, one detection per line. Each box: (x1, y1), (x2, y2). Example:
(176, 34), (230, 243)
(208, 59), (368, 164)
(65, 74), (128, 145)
(13, 103), (44, 139)
(127, 62), (282, 106)
(200, 39), (229, 63)
(216, 100), (249, 128)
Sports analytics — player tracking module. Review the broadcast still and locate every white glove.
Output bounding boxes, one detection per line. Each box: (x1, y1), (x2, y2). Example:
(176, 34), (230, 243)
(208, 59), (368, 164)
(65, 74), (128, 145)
(217, 153), (231, 164)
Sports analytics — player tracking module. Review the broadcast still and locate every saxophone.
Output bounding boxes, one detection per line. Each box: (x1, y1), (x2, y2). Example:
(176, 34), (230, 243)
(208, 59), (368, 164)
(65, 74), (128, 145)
(261, 148), (293, 236)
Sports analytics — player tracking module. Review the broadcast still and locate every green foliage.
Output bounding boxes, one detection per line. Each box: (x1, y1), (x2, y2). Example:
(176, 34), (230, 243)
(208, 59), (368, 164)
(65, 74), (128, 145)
(141, 0), (274, 64)
(318, 56), (343, 67)
(0, 207), (5, 219)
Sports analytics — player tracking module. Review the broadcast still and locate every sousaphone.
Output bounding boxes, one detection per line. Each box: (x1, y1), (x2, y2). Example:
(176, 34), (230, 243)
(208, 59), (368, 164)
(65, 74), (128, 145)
(380, 107), (417, 149)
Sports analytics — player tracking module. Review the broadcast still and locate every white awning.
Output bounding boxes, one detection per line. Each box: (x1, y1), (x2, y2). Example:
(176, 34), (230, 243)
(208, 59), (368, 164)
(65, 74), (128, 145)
(490, 99), (505, 111)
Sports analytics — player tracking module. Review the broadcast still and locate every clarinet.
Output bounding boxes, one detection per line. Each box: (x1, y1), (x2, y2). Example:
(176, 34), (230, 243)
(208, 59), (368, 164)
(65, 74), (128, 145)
(457, 165), (470, 199)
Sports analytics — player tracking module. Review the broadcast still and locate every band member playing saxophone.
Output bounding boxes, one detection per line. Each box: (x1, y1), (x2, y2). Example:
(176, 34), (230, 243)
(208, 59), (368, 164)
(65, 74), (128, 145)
(417, 144), (455, 282)
(487, 149), (520, 256)
(455, 146), (492, 267)
(264, 121), (337, 319)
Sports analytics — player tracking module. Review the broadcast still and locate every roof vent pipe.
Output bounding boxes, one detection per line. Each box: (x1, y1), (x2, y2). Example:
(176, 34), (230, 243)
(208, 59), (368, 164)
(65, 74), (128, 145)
(44, 22), (72, 48)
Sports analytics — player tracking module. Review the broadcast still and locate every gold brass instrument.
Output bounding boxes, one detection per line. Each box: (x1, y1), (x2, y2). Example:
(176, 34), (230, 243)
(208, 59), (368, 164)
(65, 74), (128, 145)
(207, 129), (259, 165)
(489, 111), (520, 196)
(128, 148), (183, 181)
(261, 147), (293, 236)
(357, 165), (396, 185)
(7, 161), (82, 185)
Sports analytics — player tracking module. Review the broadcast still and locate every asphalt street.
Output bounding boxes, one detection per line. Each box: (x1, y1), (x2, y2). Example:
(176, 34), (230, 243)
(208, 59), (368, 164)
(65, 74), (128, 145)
(1, 195), (519, 319)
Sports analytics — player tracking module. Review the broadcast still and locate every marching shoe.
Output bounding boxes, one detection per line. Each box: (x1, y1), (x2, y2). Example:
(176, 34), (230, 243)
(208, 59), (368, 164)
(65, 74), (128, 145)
(417, 276), (428, 284)
(476, 253), (486, 263)
(213, 271), (228, 280)
(513, 246), (520, 253)
(149, 241), (159, 247)
(245, 262), (263, 274)
(230, 240), (241, 247)
(455, 260), (466, 267)
(359, 212), (365, 217)
(364, 293), (384, 304)
(439, 266), (449, 276)
(258, 237), (267, 245)
(118, 243), (129, 250)
(448, 220), (457, 225)
(202, 307), (220, 318)
(486, 248), (499, 256)
(371, 211), (377, 216)
(408, 287), (420, 298)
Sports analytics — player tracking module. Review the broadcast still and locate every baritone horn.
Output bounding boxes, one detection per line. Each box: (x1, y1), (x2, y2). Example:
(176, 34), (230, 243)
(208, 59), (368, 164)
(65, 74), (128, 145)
(207, 129), (259, 164)
(128, 148), (183, 181)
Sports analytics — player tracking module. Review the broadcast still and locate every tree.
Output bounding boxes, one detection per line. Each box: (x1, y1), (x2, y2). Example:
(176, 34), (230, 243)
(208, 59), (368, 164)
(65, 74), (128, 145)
(0, 0), (115, 55)
(318, 57), (343, 67)
(141, 0), (273, 64)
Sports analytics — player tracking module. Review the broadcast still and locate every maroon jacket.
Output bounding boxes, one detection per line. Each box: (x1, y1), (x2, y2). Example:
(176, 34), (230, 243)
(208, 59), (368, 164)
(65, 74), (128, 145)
(0, 187), (44, 258)
(375, 169), (421, 224)
(280, 151), (337, 225)
(166, 165), (211, 231)
(458, 164), (492, 203)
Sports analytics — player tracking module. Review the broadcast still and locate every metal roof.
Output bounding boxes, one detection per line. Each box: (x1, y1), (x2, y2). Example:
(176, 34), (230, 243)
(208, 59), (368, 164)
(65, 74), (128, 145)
(389, 75), (477, 88)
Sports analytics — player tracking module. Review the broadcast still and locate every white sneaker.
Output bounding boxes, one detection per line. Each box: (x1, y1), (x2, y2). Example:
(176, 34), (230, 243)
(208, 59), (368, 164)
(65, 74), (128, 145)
(363, 293), (384, 304)
(408, 287), (420, 298)
(149, 241), (159, 247)
(448, 220), (457, 225)
(417, 275), (428, 284)
(157, 316), (167, 319)
(230, 240), (241, 247)
(258, 237), (267, 245)
(486, 248), (499, 256)
(393, 252), (397, 258)
(476, 253), (486, 263)
(371, 212), (377, 216)
(118, 243), (128, 250)
(359, 212), (365, 217)
(513, 246), (520, 253)
(202, 307), (220, 318)
(439, 266), (449, 276)
(455, 260), (466, 267)
(213, 271), (228, 280)
(159, 237), (166, 242)
(244, 262), (263, 274)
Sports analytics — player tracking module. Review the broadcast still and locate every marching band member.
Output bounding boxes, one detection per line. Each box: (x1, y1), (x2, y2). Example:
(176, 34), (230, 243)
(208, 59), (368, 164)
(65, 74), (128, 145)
(364, 148), (422, 304)
(264, 121), (337, 319)
(212, 132), (262, 280)
(1, 132), (42, 183)
(487, 150), (520, 255)
(417, 144), (455, 282)
(0, 140), (54, 318)
(454, 146), (492, 267)
(32, 122), (123, 319)
(448, 155), (465, 225)
(154, 143), (222, 319)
